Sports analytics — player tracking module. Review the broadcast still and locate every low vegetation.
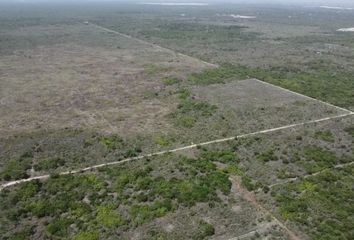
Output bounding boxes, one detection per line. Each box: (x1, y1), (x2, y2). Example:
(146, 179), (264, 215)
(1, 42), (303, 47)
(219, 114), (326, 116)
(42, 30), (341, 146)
(0, 153), (231, 239)
(187, 64), (354, 108)
(169, 91), (217, 128)
(274, 165), (354, 239)
(314, 130), (335, 142)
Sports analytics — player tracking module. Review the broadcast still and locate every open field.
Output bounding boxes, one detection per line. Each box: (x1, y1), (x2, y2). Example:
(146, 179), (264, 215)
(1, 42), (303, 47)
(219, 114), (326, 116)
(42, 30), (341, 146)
(0, 2), (354, 240)
(1, 20), (349, 182)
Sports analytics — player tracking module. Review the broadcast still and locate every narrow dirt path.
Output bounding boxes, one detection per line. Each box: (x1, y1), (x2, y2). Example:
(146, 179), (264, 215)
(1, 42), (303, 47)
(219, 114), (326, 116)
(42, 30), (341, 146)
(269, 161), (354, 188)
(229, 176), (301, 240)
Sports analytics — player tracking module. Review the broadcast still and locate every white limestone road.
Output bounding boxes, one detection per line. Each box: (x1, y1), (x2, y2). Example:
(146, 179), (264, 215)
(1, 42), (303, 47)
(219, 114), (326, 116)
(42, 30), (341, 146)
(88, 22), (218, 68)
(1, 112), (353, 191)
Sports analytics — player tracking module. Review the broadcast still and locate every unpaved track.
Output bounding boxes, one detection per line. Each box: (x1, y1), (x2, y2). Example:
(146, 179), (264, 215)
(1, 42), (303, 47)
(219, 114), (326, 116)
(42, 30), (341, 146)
(1, 112), (353, 191)
(229, 176), (301, 240)
(268, 161), (354, 188)
(89, 22), (218, 68)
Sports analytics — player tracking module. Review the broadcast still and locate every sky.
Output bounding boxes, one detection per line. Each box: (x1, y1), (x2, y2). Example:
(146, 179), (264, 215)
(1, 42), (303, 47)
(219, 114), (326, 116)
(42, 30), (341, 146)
(1, 0), (354, 7)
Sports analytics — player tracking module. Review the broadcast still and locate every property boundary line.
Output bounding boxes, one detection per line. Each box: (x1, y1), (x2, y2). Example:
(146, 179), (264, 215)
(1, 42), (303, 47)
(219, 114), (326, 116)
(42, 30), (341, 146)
(88, 23), (217, 68)
(1, 112), (352, 191)
(88, 22), (353, 116)
(252, 79), (353, 114)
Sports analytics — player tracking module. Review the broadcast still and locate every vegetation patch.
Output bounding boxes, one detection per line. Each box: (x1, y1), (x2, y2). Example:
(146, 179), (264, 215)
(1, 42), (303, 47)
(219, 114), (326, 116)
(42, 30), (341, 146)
(187, 64), (354, 108)
(314, 130), (335, 142)
(274, 165), (354, 239)
(0, 154), (233, 238)
(163, 77), (180, 86)
(169, 95), (217, 128)
(194, 220), (215, 240)
(301, 146), (337, 173)
(256, 149), (278, 162)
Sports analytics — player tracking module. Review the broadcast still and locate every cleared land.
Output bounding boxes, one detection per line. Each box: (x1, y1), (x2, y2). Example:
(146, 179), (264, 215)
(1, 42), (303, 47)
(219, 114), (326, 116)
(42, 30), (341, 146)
(0, 3), (354, 240)
(1, 22), (349, 182)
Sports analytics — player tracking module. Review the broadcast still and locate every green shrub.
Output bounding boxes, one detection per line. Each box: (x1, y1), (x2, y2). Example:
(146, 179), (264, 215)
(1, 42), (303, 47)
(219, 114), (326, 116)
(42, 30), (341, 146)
(177, 100), (217, 116)
(9, 227), (33, 240)
(194, 220), (215, 240)
(302, 146), (337, 173)
(34, 157), (65, 171)
(99, 135), (124, 150)
(200, 150), (238, 164)
(177, 88), (191, 99)
(154, 135), (172, 146)
(73, 231), (99, 240)
(129, 200), (172, 225)
(96, 205), (122, 227)
(314, 130), (335, 142)
(241, 176), (260, 191)
(1, 159), (31, 181)
(188, 64), (248, 85)
(170, 95), (217, 128)
(46, 218), (73, 237)
(275, 165), (354, 239)
(163, 77), (180, 85)
(256, 150), (278, 162)
(27, 199), (53, 217)
(222, 164), (243, 176)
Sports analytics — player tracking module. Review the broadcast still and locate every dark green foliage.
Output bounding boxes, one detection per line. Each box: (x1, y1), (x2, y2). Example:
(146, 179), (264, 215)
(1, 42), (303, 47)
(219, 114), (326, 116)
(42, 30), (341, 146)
(302, 146), (337, 173)
(256, 149), (278, 162)
(314, 130), (335, 142)
(124, 147), (142, 158)
(194, 220), (215, 240)
(241, 175), (261, 191)
(1, 158), (31, 181)
(0, 155), (232, 236)
(46, 218), (73, 237)
(9, 227), (34, 240)
(200, 150), (238, 164)
(34, 157), (65, 171)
